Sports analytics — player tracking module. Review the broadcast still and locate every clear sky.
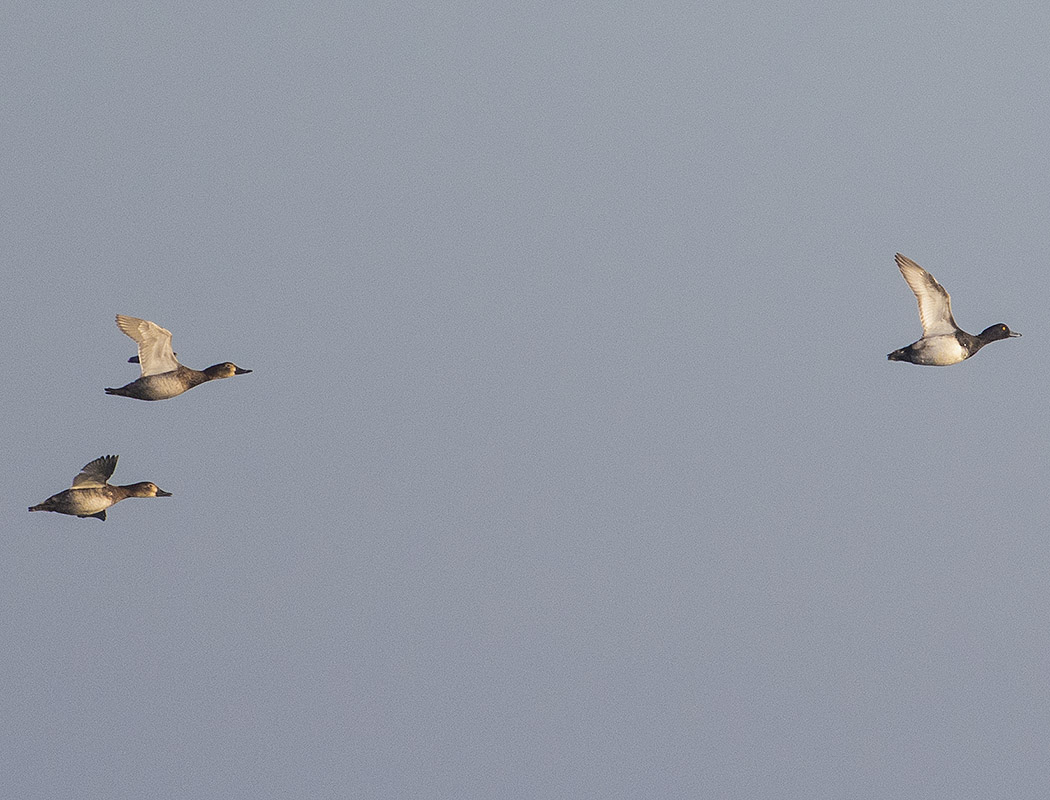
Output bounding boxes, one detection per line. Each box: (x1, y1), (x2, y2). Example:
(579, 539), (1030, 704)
(4, 2), (1050, 798)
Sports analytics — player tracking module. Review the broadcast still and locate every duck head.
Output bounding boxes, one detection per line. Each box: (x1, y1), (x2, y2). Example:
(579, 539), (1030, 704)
(124, 482), (173, 498)
(203, 362), (253, 379)
(979, 323), (1021, 342)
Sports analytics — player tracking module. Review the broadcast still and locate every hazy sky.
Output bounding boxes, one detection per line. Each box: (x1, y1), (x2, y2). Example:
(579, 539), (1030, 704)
(4, 2), (1050, 798)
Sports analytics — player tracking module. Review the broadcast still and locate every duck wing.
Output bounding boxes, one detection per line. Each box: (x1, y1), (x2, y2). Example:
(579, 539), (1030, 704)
(72, 455), (118, 488)
(895, 254), (959, 336)
(115, 315), (180, 376)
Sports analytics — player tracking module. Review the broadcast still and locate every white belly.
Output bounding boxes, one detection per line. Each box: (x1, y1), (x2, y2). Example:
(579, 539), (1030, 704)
(913, 336), (967, 366)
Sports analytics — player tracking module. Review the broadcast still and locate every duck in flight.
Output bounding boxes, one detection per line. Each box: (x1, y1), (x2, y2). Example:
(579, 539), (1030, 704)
(29, 455), (171, 521)
(887, 253), (1020, 366)
(105, 315), (252, 400)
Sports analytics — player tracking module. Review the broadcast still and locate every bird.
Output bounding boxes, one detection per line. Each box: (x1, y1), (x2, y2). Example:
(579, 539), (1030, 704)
(105, 315), (251, 400)
(29, 455), (171, 521)
(887, 253), (1020, 365)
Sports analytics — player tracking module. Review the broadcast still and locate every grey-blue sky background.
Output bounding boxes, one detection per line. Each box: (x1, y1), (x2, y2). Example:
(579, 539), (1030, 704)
(4, 2), (1050, 798)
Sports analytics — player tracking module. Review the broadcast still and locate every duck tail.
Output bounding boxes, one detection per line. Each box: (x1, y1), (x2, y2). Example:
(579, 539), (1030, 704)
(104, 387), (123, 396)
(887, 349), (906, 361)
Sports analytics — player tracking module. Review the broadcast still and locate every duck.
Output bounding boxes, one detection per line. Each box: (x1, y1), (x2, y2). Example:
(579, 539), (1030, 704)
(887, 253), (1020, 366)
(29, 455), (171, 521)
(105, 315), (251, 400)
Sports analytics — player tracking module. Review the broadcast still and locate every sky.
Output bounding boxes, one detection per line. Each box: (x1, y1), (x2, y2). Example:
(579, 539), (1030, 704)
(4, 2), (1050, 798)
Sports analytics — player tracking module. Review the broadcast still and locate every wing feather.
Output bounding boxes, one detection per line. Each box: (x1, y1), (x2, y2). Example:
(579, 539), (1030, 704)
(115, 315), (180, 376)
(895, 254), (959, 336)
(72, 455), (118, 488)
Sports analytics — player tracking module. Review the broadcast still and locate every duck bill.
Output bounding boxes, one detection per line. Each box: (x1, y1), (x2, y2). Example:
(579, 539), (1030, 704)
(234, 367), (252, 374)
(1009, 331), (1022, 337)
(156, 489), (173, 497)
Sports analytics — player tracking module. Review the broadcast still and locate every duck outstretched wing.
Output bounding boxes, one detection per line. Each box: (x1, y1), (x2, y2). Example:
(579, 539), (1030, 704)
(71, 455), (118, 488)
(115, 315), (180, 376)
(895, 254), (959, 337)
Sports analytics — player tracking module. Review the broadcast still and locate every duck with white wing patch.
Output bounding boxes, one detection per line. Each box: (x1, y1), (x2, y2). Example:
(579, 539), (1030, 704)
(887, 253), (1020, 366)
(105, 315), (252, 400)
